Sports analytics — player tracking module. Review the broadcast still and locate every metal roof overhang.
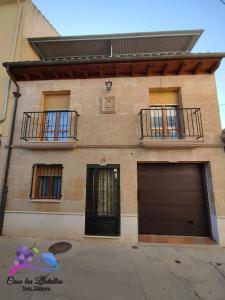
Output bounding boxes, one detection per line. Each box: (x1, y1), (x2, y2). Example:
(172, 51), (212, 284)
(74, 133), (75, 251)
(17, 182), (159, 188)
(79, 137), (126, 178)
(28, 30), (203, 59)
(3, 53), (224, 81)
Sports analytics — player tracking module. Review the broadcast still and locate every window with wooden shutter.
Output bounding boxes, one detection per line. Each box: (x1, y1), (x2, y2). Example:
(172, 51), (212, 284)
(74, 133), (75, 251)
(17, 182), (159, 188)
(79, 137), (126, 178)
(149, 89), (181, 139)
(40, 91), (70, 141)
(31, 164), (63, 199)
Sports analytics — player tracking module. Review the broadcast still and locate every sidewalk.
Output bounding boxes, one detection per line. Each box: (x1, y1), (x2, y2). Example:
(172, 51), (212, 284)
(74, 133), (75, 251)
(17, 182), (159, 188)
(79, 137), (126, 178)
(0, 236), (225, 300)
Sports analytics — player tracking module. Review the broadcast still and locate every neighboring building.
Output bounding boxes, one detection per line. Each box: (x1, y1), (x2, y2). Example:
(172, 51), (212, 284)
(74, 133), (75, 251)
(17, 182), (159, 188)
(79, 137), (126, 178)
(0, 0), (59, 195)
(2, 30), (225, 244)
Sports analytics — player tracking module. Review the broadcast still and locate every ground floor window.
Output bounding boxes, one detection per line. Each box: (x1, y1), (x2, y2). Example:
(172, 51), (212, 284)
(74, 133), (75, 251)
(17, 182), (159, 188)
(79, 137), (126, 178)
(30, 164), (63, 199)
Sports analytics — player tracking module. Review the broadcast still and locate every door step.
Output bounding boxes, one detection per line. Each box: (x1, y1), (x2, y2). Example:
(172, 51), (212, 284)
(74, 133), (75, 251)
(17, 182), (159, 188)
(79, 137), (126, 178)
(138, 235), (216, 245)
(84, 235), (120, 239)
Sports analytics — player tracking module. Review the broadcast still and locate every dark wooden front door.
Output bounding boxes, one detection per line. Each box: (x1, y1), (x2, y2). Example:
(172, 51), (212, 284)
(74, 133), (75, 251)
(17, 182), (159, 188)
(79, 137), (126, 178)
(138, 163), (210, 237)
(85, 165), (120, 236)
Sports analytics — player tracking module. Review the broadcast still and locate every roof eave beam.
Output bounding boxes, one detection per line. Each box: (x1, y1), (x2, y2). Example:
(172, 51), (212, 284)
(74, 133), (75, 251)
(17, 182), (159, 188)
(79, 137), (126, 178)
(178, 62), (187, 75)
(210, 60), (221, 73)
(192, 61), (202, 74)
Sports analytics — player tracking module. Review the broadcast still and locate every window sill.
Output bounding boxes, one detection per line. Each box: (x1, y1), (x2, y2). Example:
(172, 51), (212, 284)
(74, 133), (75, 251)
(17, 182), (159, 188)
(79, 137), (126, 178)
(30, 199), (61, 203)
(140, 138), (205, 149)
(12, 141), (78, 150)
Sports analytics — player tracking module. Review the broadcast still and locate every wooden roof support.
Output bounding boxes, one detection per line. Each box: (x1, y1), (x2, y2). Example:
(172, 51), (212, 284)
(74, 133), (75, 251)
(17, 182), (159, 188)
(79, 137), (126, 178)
(52, 71), (59, 79)
(161, 63), (169, 75)
(36, 69), (45, 80)
(6, 57), (222, 81)
(67, 71), (74, 79)
(146, 63), (152, 76)
(178, 62), (187, 75)
(32, 73), (44, 80)
(82, 69), (88, 78)
(114, 65), (120, 77)
(210, 61), (221, 73)
(192, 61), (202, 74)
(130, 64), (136, 76)
(22, 73), (31, 80)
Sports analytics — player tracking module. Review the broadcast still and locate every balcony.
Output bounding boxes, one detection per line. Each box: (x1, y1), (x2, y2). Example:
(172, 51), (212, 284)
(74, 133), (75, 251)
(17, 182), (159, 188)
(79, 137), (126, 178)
(19, 110), (79, 149)
(140, 107), (204, 148)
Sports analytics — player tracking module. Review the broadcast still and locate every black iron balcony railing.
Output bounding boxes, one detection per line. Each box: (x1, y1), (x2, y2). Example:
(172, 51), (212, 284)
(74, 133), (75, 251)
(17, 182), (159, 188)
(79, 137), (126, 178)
(140, 107), (203, 140)
(20, 110), (79, 141)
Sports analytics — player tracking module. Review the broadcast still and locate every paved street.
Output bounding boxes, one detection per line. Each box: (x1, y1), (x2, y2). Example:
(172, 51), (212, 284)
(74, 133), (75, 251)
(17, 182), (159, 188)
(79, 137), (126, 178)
(0, 236), (225, 300)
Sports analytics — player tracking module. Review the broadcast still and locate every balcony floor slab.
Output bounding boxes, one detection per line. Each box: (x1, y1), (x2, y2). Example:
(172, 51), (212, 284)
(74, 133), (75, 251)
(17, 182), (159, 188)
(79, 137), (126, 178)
(12, 141), (78, 150)
(141, 139), (206, 149)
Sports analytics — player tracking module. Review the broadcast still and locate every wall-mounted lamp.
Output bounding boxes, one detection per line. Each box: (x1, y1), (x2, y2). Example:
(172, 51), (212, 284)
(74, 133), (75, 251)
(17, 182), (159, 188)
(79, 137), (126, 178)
(105, 79), (112, 91)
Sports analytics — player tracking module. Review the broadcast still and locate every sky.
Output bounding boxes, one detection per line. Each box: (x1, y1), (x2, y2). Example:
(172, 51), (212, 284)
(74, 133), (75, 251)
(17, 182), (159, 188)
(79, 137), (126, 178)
(32, 0), (225, 127)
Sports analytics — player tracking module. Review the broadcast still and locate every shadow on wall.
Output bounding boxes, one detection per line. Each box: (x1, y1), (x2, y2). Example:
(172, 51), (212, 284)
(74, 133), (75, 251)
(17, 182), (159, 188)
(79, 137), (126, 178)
(205, 163), (219, 243)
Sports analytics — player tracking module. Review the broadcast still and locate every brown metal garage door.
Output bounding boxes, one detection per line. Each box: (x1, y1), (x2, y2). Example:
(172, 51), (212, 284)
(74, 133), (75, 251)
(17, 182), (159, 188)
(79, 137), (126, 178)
(138, 163), (210, 236)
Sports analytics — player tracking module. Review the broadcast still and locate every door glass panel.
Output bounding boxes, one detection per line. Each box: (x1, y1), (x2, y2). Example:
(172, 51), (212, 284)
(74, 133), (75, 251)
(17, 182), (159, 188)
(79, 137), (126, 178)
(85, 166), (120, 236)
(166, 107), (179, 139)
(150, 106), (179, 139)
(97, 169), (118, 216)
(58, 111), (68, 141)
(44, 111), (68, 141)
(44, 112), (56, 141)
(150, 108), (163, 139)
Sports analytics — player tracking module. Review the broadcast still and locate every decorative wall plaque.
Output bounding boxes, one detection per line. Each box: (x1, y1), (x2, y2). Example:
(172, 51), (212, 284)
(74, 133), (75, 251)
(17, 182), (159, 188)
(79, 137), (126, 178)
(101, 96), (116, 114)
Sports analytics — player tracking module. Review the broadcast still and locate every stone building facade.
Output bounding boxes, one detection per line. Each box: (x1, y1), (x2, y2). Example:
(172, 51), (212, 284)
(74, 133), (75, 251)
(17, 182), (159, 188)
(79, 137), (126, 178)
(2, 31), (225, 244)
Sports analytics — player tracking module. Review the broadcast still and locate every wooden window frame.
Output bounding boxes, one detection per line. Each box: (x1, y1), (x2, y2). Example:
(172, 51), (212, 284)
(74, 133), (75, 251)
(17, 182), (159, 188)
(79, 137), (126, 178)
(150, 105), (181, 139)
(40, 110), (69, 141)
(149, 88), (184, 139)
(30, 164), (63, 200)
(39, 90), (70, 141)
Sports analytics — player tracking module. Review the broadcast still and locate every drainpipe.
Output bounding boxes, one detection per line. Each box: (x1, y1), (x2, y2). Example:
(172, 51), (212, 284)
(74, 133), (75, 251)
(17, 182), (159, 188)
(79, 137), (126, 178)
(0, 1), (23, 124)
(0, 65), (21, 235)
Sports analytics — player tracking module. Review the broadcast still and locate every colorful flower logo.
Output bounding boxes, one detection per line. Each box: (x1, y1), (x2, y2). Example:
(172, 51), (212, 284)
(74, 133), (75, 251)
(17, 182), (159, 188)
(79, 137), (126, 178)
(9, 243), (60, 276)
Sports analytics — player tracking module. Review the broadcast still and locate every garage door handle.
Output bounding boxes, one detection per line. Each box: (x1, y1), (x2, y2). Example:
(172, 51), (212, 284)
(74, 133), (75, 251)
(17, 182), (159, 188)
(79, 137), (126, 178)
(187, 220), (194, 225)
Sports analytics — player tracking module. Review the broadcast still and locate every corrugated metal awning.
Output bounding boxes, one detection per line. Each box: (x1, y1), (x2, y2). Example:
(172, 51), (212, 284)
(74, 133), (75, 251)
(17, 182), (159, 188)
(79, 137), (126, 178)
(28, 30), (203, 59)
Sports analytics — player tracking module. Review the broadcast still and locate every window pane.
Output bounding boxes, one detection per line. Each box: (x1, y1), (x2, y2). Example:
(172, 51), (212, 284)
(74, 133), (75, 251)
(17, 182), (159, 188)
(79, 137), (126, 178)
(38, 176), (49, 198)
(58, 111), (68, 141)
(151, 116), (163, 128)
(150, 108), (162, 128)
(166, 107), (179, 139)
(52, 176), (61, 199)
(168, 130), (179, 139)
(44, 112), (56, 141)
(32, 165), (62, 199)
(151, 131), (164, 140)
